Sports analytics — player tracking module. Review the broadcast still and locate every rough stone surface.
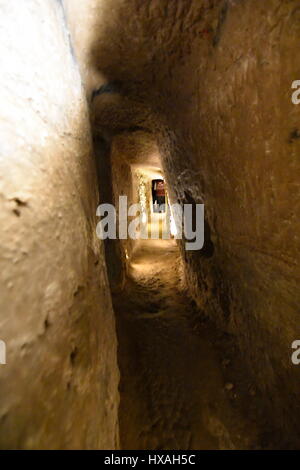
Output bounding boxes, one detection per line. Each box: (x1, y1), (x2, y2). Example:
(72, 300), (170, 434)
(0, 0), (119, 449)
(1, 0), (300, 449)
(91, 0), (300, 442)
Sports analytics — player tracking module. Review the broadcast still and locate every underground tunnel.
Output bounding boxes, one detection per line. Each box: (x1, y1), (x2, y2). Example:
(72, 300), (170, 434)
(0, 0), (300, 452)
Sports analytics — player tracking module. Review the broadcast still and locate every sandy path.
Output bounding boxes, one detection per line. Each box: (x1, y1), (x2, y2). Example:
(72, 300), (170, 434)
(113, 239), (272, 450)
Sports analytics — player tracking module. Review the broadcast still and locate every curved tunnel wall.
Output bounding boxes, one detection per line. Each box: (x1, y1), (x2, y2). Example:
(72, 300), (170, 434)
(90, 0), (300, 438)
(0, 0), (119, 449)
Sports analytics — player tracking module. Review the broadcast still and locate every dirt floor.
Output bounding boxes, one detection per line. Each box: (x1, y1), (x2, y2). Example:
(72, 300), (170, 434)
(113, 237), (281, 450)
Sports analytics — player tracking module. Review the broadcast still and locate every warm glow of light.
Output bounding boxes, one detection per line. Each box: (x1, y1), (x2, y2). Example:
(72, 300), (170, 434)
(170, 211), (177, 236)
(142, 212), (147, 224)
(138, 174), (147, 214)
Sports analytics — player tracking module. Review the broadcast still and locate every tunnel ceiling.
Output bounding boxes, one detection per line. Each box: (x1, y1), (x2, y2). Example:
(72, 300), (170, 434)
(112, 131), (161, 167)
(91, 0), (223, 88)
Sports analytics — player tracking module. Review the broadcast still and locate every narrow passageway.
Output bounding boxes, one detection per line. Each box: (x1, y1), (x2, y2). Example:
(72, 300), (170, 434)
(1, 0), (300, 451)
(113, 236), (273, 450)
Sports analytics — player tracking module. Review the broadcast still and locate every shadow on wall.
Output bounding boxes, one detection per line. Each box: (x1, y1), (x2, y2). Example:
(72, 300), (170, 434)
(94, 135), (125, 291)
(183, 190), (214, 258)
